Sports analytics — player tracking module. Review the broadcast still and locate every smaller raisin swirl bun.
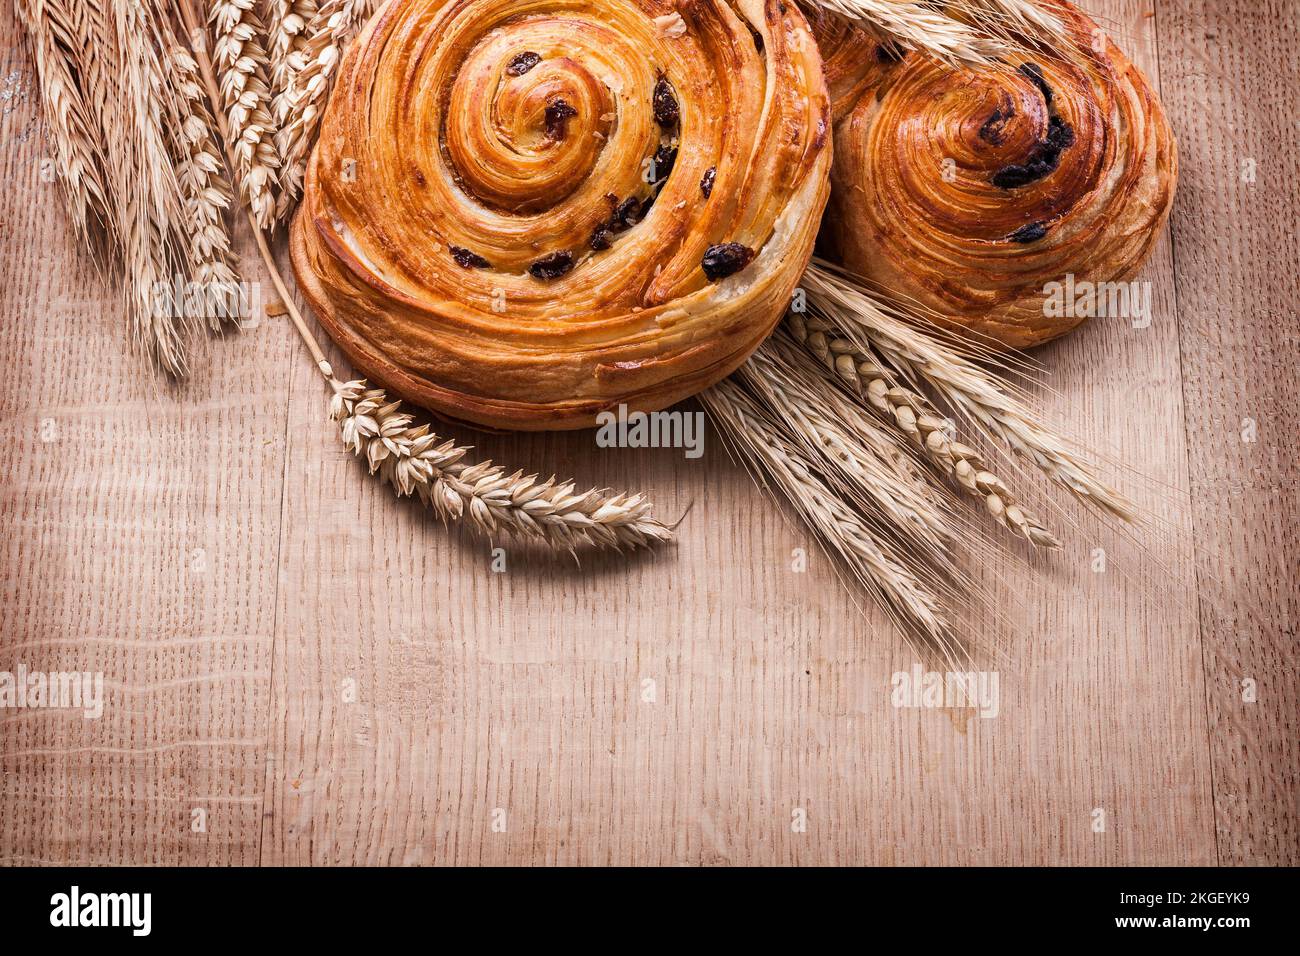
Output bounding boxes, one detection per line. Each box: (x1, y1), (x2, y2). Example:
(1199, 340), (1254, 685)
(812, 1), (1177, 348)
(290, 0), (831, 430)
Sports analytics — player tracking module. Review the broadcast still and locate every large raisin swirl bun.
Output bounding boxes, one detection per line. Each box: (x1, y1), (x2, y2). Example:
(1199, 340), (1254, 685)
(810, 0), (1177, 348)
(291, 0), (831, 430)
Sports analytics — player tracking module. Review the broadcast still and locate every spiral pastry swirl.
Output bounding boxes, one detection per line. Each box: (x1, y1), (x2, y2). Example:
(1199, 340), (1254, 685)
(290, 0), (831, 429)
(812, 1), (1177, 348)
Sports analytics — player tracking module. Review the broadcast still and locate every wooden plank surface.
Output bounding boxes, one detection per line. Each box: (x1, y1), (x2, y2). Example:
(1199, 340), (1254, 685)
(1151, 0), (1299, 865)
(0, 0), (1294, 866)
(0, 18), (295, 860)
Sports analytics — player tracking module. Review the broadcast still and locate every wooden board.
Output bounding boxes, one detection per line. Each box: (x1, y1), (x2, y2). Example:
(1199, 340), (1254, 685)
(0, 0), (1294, 866)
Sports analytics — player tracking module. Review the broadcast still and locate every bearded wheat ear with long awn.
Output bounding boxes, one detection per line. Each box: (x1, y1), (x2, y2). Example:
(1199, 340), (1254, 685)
(16, 0), (206, 373)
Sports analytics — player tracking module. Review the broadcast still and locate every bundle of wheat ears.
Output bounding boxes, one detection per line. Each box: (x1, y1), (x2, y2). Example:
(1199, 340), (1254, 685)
(18, 0), (1138, 650)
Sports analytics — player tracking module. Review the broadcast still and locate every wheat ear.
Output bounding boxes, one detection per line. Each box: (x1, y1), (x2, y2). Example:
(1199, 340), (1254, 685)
(804, 0), (1006, 68)
(945, 0), (1067, 42)
(209, 0), (280, 229)
(330, 380), (672, 551)
(112, 0), (196, 373)
(18, 0), (201, 372)
(160, 30), (242, 331)
(13, 0), (111, 241)
(787, 312), (1060, 548)
(267, 1), (319, 121)
(275, 0), (373, 219)
(702, 379), (956, 654)
(740, 334), (955, 559)
(804, 0), (1069, 68)
(802, 262), (1135, 521)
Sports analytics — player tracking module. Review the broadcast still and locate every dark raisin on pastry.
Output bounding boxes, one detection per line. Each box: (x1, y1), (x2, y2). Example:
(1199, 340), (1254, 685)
(651, 144), (677, 182)
(529, 250), (575, 279)
(589, 195), (646, 252)
(700, 166), (716, 198)
(992, 117), (1075, 189)
(1007, 221), (1049, 243)
(701, 243), (755, 280)
(505, 52), (541, 76)
(450, 246), (491, 269)
(544, 99), (578, 140)
(652, 74), (679, 128)
(589, 225), (612, 251)
(990, 62), (1075, 190)
(610, 197), (642, 231)
(978, 103), (1014, 145)
(1018, 62), (1054, 104)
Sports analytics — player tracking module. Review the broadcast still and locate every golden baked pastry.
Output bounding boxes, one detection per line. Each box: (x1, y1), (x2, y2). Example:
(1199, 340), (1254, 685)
(291, 0), (832, 430)
(811, 1), (1178, 348)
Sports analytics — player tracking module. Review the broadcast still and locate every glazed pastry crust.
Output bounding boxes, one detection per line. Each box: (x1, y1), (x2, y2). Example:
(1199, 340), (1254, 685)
(812, 1), (1178, 349)
(291, 0), (831, 430)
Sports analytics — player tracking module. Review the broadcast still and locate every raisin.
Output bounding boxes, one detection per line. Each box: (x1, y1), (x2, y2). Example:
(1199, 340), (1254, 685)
(700, 166), (716, 198)
(652, 75), (679, 128)
(544, 99), (578, 140)
(1008, 221), (1049, 243)
(529, 250), (575, 279)
(651, 144), (677, 181)
(701, 243), (755, 280)
(978, 105), (1012, 145)
(1044, 115), (1075, 150)
(991, 117), (1074, 189)
(992, 160), (1048, 189)
(610, 197), (642, 231)
(450, 246), (490, 269)
(590, 196), (645, 246)
(505, 52), (541, 77)
(1018, 62), (1054, 104)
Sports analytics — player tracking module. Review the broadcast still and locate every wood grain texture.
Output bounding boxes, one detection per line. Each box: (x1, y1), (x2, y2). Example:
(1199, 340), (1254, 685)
(1151, 0), (1299, 865)
(0, 0), (1294, 866)
(0, 10), (296, 863)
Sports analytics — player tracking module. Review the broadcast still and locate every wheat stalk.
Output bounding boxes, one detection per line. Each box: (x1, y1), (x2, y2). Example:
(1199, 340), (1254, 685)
(329, 379), (673, 551)
(267, 0), (319, 121)
(108, 0), (193, 373)
(209, 0), (280, 229)
(702, 379), (957, 655)
(802, 262), (1136, 521)
(275, 0), (373, 219)
(787, 312), (1060, 547)
(159, 21), (242, 331)
(13, 0), (112, 242)
(740, 334), (956, 559)
(18, 0), (235, 372)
